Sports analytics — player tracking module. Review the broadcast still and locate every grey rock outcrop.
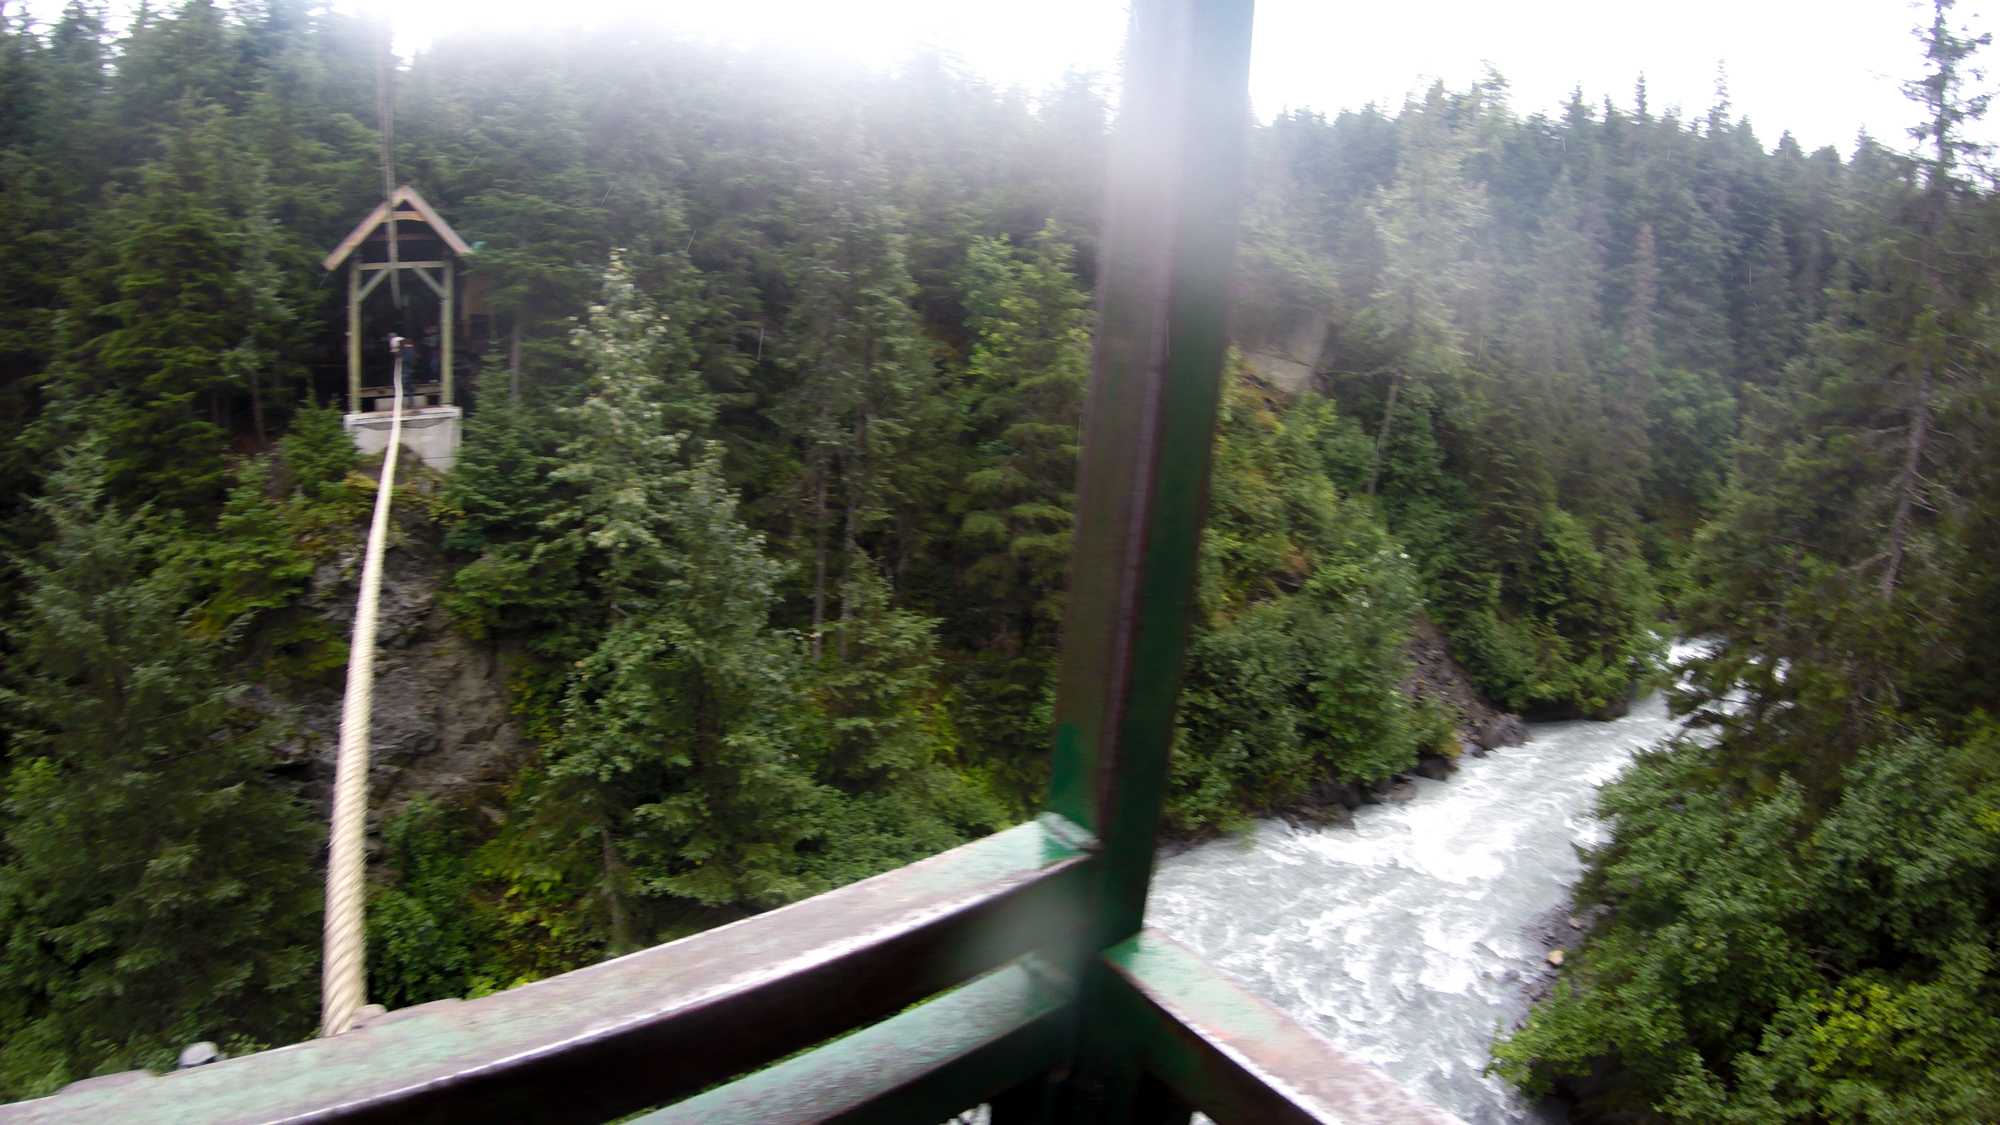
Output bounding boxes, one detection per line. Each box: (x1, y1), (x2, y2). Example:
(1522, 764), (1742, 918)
(279, 473), (526, 827)
(1401, 617), (1528, 755)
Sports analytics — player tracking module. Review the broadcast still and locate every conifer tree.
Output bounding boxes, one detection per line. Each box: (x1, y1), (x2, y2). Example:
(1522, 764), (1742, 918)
(57, 96), (249, 510)
(1677, 0), (2000, 788)
(0, 444), (318, 1097)
(1357, 82), (1484, 499)
(799, 567), (1003, 886)
(779, 167), (940, 654)
(1732, 219), (1798, 381)
(949, 227), (1090, 794)
(957, 226), (1089, 630)
(441, 368), (562, 554)
(530, 258), (814, 941)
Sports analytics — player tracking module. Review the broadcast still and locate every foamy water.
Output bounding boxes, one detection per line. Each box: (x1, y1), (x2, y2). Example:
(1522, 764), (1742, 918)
(1147, 684), (1689, 1123)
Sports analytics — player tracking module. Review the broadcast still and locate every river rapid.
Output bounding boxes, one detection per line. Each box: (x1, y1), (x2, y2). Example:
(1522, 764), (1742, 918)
(1145, 686), (1690, 1124)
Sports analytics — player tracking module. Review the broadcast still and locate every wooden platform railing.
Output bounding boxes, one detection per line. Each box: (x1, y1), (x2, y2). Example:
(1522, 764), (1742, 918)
(0, 821), (1451, 1125)
(0, 2), (1463, 1121)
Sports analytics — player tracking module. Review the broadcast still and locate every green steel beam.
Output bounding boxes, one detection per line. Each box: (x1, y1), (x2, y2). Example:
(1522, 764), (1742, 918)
(1044, 0), (1255, 941)
(1041, 1), (1254, 1121)
(636, 956), (1072, 1125)
(1102, 931), (1459, 1125)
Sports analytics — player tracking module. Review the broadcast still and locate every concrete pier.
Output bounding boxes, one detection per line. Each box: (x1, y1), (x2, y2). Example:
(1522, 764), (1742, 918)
(344, 405), (462, 472)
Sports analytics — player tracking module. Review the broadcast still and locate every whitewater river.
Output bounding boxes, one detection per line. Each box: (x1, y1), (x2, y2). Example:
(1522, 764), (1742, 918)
(1145, 687), (1689, 1124)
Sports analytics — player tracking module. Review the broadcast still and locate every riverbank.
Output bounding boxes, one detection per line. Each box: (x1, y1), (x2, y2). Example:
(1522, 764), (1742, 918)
(1231, 617), (1533, 839)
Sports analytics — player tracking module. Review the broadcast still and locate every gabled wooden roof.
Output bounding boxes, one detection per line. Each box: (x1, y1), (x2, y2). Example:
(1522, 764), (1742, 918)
(321, 185), (473, 271)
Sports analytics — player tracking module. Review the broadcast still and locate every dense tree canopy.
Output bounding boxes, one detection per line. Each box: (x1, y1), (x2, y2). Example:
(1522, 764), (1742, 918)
(1496, 5), (2000, 1121)
(0, 0), (1990, 1112)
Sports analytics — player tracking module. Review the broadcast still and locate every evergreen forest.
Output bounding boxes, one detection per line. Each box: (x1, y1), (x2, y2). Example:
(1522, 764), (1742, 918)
(0, 0), (1995, 1119)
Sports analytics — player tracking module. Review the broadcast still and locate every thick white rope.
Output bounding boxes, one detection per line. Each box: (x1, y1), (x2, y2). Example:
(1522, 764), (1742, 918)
(322, 349), (405, 1037)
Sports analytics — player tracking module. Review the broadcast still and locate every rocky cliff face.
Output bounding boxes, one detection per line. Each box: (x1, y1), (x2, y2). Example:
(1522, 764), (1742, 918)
(1401, 617), (1529, 755)
(1271, 616), (1529, 834)
(276, 479), (525, 830)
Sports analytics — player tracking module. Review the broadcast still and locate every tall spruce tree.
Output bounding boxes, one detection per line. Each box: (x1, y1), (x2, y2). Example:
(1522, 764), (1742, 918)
(0, 444), (319, 1098)
(1499, 7), (2000, 1117)
(531, 258), (815, 943)
(56, 96), (249, 510)
(779, 165), (940, 654)
(1676, 0), (2000, 791)
(949, 226), (1090, 800)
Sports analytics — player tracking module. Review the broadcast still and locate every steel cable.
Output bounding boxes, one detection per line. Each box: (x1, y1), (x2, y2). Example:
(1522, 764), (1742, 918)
(321, 349), (404, 1037)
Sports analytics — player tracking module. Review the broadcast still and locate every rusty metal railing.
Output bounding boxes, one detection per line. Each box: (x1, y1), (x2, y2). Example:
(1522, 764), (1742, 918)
(0, 2), (1460, 1122)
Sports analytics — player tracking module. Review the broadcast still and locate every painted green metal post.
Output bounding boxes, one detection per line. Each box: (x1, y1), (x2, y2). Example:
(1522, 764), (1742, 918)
(1038, 0), (1254, 1119)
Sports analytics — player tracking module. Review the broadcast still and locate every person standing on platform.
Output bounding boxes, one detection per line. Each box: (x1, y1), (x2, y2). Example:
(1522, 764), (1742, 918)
(388, 333), (420, 407)
(421, 323), (441, 383)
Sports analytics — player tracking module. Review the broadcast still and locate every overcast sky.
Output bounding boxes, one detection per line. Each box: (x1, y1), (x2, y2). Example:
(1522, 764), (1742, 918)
(15, 0), (1994, 154)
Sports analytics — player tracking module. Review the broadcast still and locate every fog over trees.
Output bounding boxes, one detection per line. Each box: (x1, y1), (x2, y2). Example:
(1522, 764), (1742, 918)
(0, 0), (1993, 1116)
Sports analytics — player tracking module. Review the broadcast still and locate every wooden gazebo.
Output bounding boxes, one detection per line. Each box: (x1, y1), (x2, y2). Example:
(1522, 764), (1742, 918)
(322, 186), (471, 470)
(322, 185), (472, 413)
